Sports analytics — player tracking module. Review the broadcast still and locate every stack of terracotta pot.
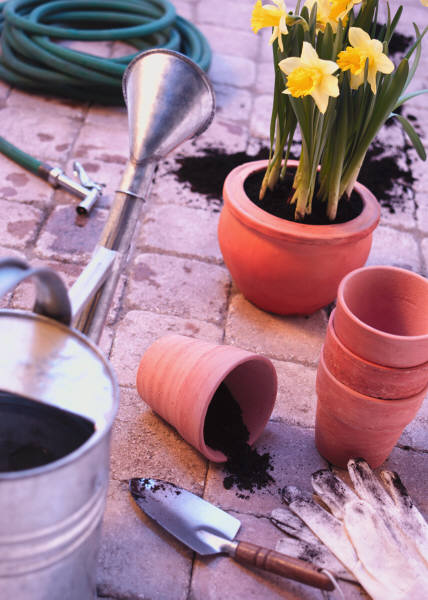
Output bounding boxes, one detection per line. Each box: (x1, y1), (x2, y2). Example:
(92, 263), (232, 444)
(315, 265), (428, 468)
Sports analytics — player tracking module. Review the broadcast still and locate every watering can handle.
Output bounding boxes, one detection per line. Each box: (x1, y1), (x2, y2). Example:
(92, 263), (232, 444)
(0, 257), (72, 324)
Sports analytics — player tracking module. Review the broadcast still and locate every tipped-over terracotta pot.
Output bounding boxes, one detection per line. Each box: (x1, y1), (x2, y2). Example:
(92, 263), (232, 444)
(335, 265), (428, 368)
(323, 310), (428, 399)
(218, 160), (380, 315)
(315, 353), (426, 469)
(136, 334), (277, 462)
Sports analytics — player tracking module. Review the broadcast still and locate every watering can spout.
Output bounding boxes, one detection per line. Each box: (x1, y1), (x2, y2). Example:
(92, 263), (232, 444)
(122, 49), (215, 164)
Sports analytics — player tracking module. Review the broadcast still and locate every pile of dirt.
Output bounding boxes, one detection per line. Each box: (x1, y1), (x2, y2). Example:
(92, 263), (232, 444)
(204, 383), (274, 498)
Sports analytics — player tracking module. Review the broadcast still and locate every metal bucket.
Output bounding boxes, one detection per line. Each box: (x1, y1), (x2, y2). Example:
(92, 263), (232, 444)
(0, 49), (215, 599)
(0, 260), (119, 599)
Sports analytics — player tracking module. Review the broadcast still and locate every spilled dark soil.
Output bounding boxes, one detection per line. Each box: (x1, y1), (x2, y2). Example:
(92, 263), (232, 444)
(204, 383), (274, 498)
(173, 137), (416, 219)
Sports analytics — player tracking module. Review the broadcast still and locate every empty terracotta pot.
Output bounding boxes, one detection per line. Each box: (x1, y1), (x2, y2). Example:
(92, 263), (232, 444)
(323, 310), (428, 399)
(315, 353), (426, 468)
(335, 266), (428, 368)
(136, 334), (277, 462)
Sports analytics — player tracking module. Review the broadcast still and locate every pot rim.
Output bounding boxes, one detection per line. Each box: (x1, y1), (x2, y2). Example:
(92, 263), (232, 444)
(328, 308), (428, 372)
(223, 159), (381, 245)
(337, 265), (428, 344)
(318, 352), (428, 407)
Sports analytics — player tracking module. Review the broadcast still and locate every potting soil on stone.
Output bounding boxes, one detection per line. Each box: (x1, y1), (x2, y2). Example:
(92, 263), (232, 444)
(204, 383), (274, 497)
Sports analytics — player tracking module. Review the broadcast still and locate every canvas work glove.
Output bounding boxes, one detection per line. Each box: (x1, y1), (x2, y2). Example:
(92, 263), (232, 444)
(271, 458), (428, 600)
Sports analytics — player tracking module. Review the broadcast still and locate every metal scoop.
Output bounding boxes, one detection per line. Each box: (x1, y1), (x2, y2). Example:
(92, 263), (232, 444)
(130, 478), (335, 592)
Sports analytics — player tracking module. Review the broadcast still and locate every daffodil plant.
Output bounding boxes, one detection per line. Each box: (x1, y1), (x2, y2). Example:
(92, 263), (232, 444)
(252, 0), (428, 221)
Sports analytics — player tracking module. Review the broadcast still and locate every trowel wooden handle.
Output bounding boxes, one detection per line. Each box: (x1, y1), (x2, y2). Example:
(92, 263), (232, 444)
(234, 541), (335, 591)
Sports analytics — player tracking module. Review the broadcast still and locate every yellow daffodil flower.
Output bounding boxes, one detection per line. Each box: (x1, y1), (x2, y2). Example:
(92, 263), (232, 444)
(304, 0), (361, 32)
(337, 27), (394, 93)
(421, 0), (428, 6)
(279, 41), (339, 113)
(251, 0), (288, 51)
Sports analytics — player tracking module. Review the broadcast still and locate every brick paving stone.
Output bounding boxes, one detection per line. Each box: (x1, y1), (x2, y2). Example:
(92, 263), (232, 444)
(0, 157), (55, 207)
(97, 479), (193, 600)
(399, 392), (428, 451)
(422, 238), (428, 273)
(255, 62), (275, 95)
(111, 309), (223, 387)
(0, 198), (43, 249)
(137, 204), (222, 261)
(170, 0), (194, 19)
(225, 294), (327, 365)
(6, 87), (87, 120)
(378, 200), (417, 231)
(36, 205), (107, 263)
(0, 106), (81, 165)
(208, 54), (257, 88)
(190, 512), (328, 600)
(175, 114), (249, 157)
(196, 1), (254, 30)
(72, 120), (129, 168)
(367, 224), (422, 271)
(199, 24), (258, 60)
(110, 387), (207, 487)
(150, 158), (221, 211)
(203, 421), (326, 516)
(250, 94), (274, 139)
(214, 85), (253, 124)
(127, 253), (230, 324)
(271, 360), (317, 428)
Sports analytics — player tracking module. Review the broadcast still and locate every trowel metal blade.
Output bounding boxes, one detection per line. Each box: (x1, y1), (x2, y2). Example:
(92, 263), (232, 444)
(122, 49), (215, 165)
(129, 478), (240, 555)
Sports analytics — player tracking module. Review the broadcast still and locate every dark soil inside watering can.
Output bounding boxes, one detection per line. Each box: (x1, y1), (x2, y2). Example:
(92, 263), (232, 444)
(204, 383), (274, 497)
(0, 391), (94, 472)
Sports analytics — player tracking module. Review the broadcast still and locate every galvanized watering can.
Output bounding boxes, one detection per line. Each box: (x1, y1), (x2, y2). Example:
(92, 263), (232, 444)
(0, 49), (215, 599)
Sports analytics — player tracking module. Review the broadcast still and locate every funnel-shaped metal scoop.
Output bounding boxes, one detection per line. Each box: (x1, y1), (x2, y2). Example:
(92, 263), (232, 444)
(123, 49), (215, 164)
(75, 50), (215, 340)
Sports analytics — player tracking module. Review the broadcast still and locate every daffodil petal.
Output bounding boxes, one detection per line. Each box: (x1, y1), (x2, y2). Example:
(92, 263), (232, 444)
(367, 68), (377, 93)
(321, 74), (340, 97)
(376, 53), (394, 74)
(311, 87), (329, 113)
(301, 41), (319, 65)
(350, 71), (364, 89)
(279, 56), (302, 74)
(320, 58), (340, 75)
(349, 27), (371, 48)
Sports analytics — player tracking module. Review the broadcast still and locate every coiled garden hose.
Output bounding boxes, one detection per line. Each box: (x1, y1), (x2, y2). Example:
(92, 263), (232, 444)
(0, 0), (212, 188)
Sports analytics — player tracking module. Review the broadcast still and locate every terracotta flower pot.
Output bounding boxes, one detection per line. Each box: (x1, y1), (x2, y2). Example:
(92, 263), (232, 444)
(335, 265), (428, 368)
(218, 160), (380, 315)
(136, 334), (277, 462)
(323, 310), (428, 399)
(315, 353), (426, 469)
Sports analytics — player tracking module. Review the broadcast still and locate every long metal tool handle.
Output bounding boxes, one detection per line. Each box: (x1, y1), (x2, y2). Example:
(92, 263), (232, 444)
(74, 161), (155, 342)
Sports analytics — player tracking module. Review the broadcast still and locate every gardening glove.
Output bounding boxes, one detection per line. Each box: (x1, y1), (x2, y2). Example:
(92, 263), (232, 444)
(272, 458), (428, 600)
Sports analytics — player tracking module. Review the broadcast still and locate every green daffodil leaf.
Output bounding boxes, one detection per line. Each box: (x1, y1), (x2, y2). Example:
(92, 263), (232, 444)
(390, 113), (427, 160)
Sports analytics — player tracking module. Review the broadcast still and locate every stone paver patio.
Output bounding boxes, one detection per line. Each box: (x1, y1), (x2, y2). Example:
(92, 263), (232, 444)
(0, 1), (427, 598)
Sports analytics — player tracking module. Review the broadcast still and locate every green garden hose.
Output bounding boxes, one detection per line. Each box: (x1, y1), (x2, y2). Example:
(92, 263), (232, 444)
(0, 0), (212, 177)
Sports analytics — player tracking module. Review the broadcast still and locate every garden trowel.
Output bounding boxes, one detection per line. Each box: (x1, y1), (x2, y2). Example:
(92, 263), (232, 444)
(129, 477), (335, 591)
